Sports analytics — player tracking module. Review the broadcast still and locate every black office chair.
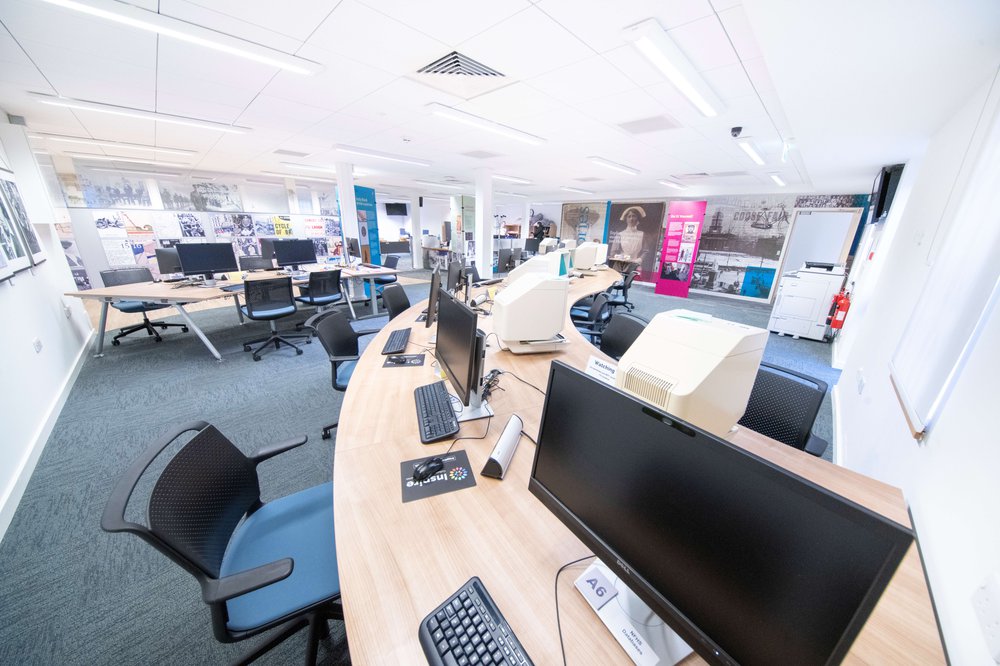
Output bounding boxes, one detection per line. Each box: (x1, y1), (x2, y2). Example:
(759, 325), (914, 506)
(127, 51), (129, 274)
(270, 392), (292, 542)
(373, 255), (399, 293)
(315, 312), (380, 439)
(382, 284), (411, 321)
(240, 277), (311, 361)
(100, 267), (188, 346)
(738, 362), (830, 457)
(295, 269), (345, 331)
(101, 421), (343, 665)
(572, 293), (612, 343)
(598, 313), (648, 360)
(608, 271), (638, 312)
(497, 248), (512, 274)
(239, 255), (273, 271)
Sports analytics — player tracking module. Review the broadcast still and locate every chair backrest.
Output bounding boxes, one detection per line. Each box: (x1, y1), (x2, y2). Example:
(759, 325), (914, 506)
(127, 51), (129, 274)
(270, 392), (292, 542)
(382, 255), (400, 270)
(101, 267), (153, 287)
(622, 271), (638, 295)
(600, 313), (648, 360)
(239, 255), (273, 271)
(243, 277), (295, 318)
(738, 363), (828, 451)
(315, 311), (361, 359)
(382, 284), (411, 320)
(587, 292), (610, 323)
(306, 269), (342, 298)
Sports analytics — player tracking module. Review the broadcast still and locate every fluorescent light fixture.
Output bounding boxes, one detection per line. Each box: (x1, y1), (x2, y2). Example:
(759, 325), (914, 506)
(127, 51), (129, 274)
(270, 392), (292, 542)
(781, 139), (792, 163)
(39, 0), (321, 75)
(495, 191), (527, 198)
(769, 173), (786, 187)
(280, 162), (368, 177)
(414, 179), (465, 190)
(260, 171), (336, 184)
(334, 145), (431, 167)
(623, 19), (723, 118)
(66, 151), (189, 167)
(658, 179), (688, 191)
(33, 133), (196, 156)
(91, 167), (181, 178)
(736, 138), (765, 166)
(30, 93), (250, 134)
(493, 174), (532, 185)
(589, 156), (640, 176)
(245, 178), (286, 187)
(561, 186), (595, 195)
(427, 103), (546, 146)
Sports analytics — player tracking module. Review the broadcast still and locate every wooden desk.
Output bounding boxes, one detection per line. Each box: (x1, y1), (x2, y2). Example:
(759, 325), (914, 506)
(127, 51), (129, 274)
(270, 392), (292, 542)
(332, 271), (945, 665)
(341, 264), (399, 319)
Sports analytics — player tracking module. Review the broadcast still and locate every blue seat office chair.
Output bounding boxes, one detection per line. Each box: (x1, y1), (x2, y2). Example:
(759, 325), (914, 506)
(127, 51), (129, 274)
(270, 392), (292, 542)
(101, 421), (343, 665)
(571, 292), (612, 343)
(738, 362), (831, 457)
(608, 271), (638, 312)
(381, 284), (411, 321)
(315, 312), (380, 440)
(295, 269), (345, 331)
(240, 277), (311, 361)
(100, 267), (188, 346)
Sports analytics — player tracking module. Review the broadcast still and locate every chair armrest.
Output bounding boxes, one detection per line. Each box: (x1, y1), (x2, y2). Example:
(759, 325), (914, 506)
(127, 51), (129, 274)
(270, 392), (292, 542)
(355, 328), (381, 338)
(250, 435), (308, 465)
(328, 354), (361, 364)
(201, 558), (294, 604)
(805, 433), (829, 458)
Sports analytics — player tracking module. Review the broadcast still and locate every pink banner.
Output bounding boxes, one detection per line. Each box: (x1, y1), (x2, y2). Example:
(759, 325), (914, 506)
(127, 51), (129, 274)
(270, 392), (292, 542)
(654, 200), (707, 298)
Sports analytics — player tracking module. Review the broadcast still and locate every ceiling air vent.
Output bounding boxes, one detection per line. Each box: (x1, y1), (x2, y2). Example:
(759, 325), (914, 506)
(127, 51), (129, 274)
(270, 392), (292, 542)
(273, 149), (311, 158)
(419, 51), (504, 77)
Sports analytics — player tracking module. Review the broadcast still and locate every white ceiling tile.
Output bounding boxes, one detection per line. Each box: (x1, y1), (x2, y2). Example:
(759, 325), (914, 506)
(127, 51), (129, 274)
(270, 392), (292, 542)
(668, 15), (739, 71)
(355, 0), (531, 45)
(306, 0), (449, 76)
(156, 72), (259, 113)
(338, 77), (464, 128)
(603, 44), (669, 88)
(160, 0), (323, 47)
(264, 46), (396, 111)
(701, 63), (755, 100)
(708, 0), (741, 11)
(742, 57), (775, 93)
(535, 0), (716, 54)
(458, 7), (593, 80)
(716, 5), (762, 61)
(459, 82), (569, 122)
(527, 56), (639, 107)
(69, 115), (157, 144)
(570, 88), (672, 127)
(155, 39), (280, 92)
(301, 112), (397, 143)
(154, 93), (248, 127)
(236, 95), (334, 133)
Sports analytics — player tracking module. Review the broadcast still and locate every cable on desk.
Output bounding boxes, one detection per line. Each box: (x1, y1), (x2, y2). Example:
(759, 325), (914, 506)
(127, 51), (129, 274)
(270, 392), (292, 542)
(499, 370), (546, 396)
(519, 430), (537, 446)
(484, 332), (502, 350)
(441, 414), (493, 456)
(555, 554), (597, 666)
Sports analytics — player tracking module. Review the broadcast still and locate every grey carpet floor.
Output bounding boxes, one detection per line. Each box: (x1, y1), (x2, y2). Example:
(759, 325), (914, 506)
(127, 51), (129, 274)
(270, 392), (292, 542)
(0, 275), (838, 664)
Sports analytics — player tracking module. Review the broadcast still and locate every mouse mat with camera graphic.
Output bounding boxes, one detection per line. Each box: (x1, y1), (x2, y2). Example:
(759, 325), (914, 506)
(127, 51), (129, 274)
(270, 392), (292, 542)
(400, 450), (476, 503)
(382, 354), (425, 368)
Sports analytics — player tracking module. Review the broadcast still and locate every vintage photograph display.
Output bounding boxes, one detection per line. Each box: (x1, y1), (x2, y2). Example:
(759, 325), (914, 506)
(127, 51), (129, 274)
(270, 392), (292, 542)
(0, 178), (46, 265)
(0, 183), (31, 271)
(607, 201), (666, 282)
(560, 202), (608, 245)
(77, 169), (152, 208)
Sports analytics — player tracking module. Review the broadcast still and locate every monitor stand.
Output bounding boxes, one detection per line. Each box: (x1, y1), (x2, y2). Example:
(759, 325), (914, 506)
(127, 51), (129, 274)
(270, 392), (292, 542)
(454, 386), (493, 423)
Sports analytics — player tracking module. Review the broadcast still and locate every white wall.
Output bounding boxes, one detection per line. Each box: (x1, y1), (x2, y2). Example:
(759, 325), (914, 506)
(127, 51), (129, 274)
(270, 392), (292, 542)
(377, 202), (411, 239)
(835, 78), (1000, 663)
(0, 121), (92, 543)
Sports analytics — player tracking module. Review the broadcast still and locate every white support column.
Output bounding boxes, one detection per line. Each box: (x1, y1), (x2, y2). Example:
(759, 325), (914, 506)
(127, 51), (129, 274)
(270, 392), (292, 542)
(522, 200), (532, 239)
(336, 162), (359, 256)
(409, 195), (422, 267)
(474, 168), (493, 278)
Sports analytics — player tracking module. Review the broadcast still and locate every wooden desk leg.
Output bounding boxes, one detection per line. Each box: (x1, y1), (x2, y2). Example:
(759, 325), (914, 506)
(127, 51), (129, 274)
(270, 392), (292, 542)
(173, 304), (223, 362)
(94, 300), (110, 357)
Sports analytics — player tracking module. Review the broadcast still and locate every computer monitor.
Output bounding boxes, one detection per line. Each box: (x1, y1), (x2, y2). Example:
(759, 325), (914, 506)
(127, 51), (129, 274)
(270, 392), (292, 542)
(175, 243), (239, 285)
(616, 309), (768, 437)
(258, 238), (277, 261)
(273, 239), (316, 270)
(424, 268), (442, 329)
(507, 253), (563, 285)
(434, 288), (492, 422)
(497, 248), (512, 273)
(523, 238), (540, 255)
(572, 241), (600, 270)
(530, 361), (913, 666)
(446, 258), (465, 294)
(347, 237), (361, 258)
(538, 238), (559, 255)
(155, 247), (181, 275)
(594, 242), (608, 266)
(492, 274), (569, 353)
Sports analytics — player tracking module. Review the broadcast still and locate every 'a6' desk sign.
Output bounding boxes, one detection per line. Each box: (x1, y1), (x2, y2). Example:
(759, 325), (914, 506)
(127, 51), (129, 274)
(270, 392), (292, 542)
(575, 566), (619, 611)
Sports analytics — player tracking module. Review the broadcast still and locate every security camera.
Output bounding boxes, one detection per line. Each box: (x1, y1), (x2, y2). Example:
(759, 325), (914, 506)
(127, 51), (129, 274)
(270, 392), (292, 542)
(731, 126), (743, 138)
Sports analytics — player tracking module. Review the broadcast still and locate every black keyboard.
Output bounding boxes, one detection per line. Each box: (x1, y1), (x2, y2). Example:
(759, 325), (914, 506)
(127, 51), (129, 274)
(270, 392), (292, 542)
(381, 328), (410, 355)
(419, 577), (534, 666)
(414, 381), (460, 443)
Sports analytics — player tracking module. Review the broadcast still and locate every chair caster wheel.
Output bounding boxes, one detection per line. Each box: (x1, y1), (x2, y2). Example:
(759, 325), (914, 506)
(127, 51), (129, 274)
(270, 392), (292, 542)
(112, 339), (120, 346)
(296, 349), (303, 355)
(154, 337), (163, 343)
(182, 327), (189, 332)
(306, 339), (312, 344)
(322, 431), (331, 440)
(160, 325), (168, 330)
(243, 345), (251, 352)
(253, 355), (261, 361)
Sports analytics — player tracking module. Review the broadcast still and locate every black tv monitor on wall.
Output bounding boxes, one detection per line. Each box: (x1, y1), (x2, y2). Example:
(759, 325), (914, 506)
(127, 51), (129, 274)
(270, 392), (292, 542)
(385, 203), (408, 216)
(529, 362), (914, 666)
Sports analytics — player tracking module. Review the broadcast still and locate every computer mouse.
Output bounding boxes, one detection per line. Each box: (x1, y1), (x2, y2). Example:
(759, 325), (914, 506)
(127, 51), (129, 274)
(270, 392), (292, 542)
(388, 355), (407, 365)
(412, 457), (444, 482)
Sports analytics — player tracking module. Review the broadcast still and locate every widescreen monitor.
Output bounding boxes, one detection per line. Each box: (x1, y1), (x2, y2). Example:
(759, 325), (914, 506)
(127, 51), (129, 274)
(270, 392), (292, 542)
(435, 289), (491, 421)
(425, 268), (442, 328)
(175, 243), (239, 281)
(155, 247), (181, 274)
(273, 239), (316, 269)
(530, 361), (914, 666)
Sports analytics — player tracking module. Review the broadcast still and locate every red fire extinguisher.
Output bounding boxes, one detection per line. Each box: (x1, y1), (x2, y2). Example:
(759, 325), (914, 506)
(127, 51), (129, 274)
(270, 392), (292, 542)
(829, 290), (851, 330)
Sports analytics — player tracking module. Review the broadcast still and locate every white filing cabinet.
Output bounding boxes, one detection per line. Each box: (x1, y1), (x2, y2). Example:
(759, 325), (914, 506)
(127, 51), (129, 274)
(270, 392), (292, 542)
(767, 264), (846, 341)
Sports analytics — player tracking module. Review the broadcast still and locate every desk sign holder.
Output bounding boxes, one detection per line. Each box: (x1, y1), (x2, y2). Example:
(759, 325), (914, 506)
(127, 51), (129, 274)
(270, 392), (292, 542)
(382, 354), (425, 368)
(575, 561), (692, 666)
(401, 451), (476, 503)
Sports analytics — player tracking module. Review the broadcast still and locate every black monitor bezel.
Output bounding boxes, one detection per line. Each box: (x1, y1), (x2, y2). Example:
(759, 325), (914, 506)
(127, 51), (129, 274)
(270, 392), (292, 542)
(155, 247), (182, 274)
(434, 288), (479, 407)
(175, 242), (239, 277)
(425, 269), (442, 329)
(528, 361), (915, 666)
(523, 238), (540, 253)
(446, 258), (465, 293)
(272, 239), (317, 269)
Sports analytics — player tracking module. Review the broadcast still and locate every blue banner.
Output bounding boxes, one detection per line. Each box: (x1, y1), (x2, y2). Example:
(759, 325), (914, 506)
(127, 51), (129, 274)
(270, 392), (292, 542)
(355, 186), (380, 265)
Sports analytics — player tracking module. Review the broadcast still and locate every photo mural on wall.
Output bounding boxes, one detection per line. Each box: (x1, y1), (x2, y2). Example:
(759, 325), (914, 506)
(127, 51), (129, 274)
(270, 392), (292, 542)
(78, 170), (151, 208)
(560, 202), (609, 245)
(607, 201), (667, 282)
(690, 194), (798, 300)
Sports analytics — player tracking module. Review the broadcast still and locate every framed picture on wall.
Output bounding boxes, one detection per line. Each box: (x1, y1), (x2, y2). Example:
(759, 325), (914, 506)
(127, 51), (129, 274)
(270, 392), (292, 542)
(0, 175), (46, 266)
(0, 176), (32, 272)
